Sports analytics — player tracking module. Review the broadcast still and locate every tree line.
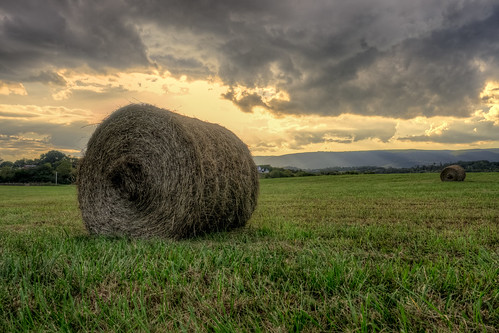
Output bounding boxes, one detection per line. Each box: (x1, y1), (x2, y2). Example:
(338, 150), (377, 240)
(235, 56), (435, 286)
(260, 160), (499, 178)
(2, 150), (498, 183)
(0, 150), (79, 184)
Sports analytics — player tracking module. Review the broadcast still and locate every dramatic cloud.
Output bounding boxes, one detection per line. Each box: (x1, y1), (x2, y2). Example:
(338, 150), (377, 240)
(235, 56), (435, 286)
(2, 0), (499, 119)
(1, 0), (498, 158)
(240, 112), (400, 153)
(0, 0), (150, 80)
(26, 70), (67, 86)
(0, 81), (27, 95)
(0, 105), (95, 160)
(399, 109), (499, 144)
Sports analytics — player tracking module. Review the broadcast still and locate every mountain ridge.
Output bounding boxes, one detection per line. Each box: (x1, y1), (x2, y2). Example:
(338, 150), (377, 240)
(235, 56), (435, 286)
(253, 148), (499, 170)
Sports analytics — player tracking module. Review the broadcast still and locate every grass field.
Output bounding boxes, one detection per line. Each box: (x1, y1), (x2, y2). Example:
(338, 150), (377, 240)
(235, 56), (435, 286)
(0, 173), (498, 332)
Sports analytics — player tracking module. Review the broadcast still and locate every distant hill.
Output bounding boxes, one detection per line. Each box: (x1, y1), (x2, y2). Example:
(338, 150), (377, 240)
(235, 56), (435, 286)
(253, 149), (499, 170)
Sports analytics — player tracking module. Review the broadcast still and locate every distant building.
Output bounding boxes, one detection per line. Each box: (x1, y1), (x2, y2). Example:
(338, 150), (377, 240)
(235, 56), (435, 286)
(257, 166), (269, 174)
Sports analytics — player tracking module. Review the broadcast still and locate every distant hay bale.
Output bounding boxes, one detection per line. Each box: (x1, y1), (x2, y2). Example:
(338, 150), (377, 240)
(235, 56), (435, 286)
(77, 104), (259, 239)
(440, 165), (466, 182)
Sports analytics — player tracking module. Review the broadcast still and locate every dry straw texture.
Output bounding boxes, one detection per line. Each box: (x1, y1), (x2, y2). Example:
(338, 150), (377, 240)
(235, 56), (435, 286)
(440, 165), (466, 181)
(77, 104), (259, 239)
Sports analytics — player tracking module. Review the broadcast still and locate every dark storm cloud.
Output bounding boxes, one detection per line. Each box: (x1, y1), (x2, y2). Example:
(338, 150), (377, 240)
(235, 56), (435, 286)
(222, 88), (268, 113)
(26, 71), (67, 86)
(0, 0), (149, 80)
(151, 54), (212, 78)
(1, 0), (499, 119)
(214, 1), (499, 119)
(127, 0), (499, 118)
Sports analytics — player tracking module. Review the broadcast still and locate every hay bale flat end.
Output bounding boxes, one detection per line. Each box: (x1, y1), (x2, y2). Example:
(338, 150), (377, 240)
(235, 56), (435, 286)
(440, 165), (466, 181)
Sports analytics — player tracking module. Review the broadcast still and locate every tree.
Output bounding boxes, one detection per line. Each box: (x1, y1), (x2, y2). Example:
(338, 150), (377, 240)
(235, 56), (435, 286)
(39, 150), (67, 167)
(0, 161), (14, 168)
(12, 168), (34, 183)
(0, 165), (15, 182)
(55, 159), (74, 184)
(33, 163), (54, 183)
(13, 158), (33, 168)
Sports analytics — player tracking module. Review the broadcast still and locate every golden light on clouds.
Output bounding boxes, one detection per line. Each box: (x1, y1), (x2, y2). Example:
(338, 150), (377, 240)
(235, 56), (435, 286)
(0, 104), (93, 124)
(424, 122), (449, 136)
(480, 81), (499, 105)
(1, 73), (499, 161)
(230, 85), (291, 104)
(0, 81), (27, 96)
(476, 81), (499, 125)
(0, 104), (95, 160)
(0, 1), (498, 162)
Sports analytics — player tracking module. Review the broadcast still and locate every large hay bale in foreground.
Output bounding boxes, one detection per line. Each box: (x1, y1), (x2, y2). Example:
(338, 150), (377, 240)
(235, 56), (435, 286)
(77, 104), (259, 239)
(440, 165), (466, 181)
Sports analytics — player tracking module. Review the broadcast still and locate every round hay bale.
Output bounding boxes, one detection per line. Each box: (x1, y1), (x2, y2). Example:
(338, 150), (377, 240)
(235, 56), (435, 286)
(440, 165), (466, 181)
(77, 104), (259, 239)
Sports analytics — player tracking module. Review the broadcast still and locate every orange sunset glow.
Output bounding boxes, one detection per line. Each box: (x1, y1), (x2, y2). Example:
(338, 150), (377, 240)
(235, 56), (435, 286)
(1, 1), (499, 162)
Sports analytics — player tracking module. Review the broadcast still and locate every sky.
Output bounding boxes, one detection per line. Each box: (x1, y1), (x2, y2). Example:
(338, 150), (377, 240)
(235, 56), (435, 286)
(1, 0), (499, 161)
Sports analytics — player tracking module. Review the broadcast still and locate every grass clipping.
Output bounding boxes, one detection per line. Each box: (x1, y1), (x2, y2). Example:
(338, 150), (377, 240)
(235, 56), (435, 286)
(77, 104), (259, 239)
(440, 165), (466, 182)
